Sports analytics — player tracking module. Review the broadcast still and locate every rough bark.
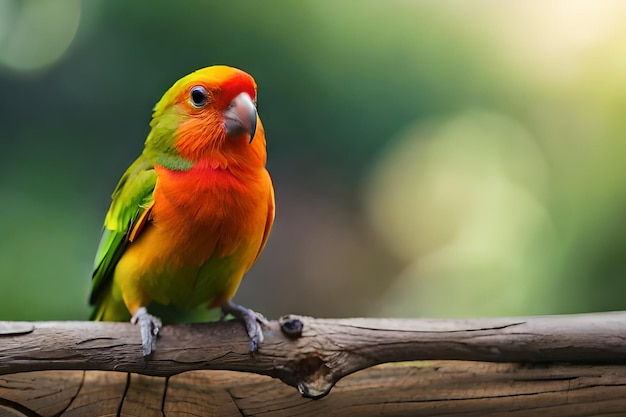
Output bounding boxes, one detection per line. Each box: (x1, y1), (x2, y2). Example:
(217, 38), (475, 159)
(2, 311), (626, 399)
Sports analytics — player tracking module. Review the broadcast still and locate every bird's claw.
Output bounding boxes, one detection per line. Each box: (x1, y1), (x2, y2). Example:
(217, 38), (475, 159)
(221, 301), (266, 352)
(131, 307), (162, 357)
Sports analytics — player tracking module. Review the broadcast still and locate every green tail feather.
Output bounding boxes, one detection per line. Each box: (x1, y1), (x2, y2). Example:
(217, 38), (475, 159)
(89, 285), (131, 322)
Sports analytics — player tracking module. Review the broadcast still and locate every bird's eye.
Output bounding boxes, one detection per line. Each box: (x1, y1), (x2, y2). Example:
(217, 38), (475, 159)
(190, 86), (208, 108)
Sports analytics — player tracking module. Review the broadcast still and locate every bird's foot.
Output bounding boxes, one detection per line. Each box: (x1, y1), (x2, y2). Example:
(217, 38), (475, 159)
(130, 307), (162, 357)
(221, 301), (268, 352)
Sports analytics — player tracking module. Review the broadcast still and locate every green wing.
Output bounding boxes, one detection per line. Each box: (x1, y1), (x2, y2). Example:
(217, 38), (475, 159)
(90, 155), (157, 306)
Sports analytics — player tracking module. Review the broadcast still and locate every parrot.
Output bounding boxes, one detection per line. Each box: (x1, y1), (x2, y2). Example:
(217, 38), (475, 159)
(89, 65), (275, 356)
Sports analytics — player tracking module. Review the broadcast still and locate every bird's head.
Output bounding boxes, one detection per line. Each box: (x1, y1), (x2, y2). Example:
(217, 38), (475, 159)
(148, 65), (264, 167)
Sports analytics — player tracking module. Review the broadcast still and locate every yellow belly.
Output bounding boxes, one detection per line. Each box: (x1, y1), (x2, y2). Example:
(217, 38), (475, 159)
(113, 218), (263, 315)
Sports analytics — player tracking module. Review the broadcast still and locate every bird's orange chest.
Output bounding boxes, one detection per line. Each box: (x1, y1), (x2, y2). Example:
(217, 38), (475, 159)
(150, 162), (263, 261)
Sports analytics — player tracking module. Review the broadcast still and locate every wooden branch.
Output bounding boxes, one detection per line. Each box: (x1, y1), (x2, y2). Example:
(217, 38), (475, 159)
(2, 311), (626, 399)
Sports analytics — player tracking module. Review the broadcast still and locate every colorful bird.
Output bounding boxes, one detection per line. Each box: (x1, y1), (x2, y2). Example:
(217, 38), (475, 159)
(89, 65), (275, 356)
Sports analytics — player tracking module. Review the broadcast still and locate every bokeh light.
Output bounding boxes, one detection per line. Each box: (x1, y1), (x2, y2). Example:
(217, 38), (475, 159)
(366, 112), (558, 317)
(0, 0), (81, 72)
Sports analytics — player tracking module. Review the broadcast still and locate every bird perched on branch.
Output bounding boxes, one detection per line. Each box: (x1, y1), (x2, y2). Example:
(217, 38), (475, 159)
(89, 66), (275, 356)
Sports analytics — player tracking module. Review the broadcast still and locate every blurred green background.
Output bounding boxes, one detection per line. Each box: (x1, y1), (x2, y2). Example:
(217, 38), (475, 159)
(1, 0), (626, 321)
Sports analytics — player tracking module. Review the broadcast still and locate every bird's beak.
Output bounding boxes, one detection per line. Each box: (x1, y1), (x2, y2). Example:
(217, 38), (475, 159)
(224, 92), (257, 143)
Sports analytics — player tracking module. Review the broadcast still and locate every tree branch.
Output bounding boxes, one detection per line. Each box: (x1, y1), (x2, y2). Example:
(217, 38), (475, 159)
(1, 311), (626, 398)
